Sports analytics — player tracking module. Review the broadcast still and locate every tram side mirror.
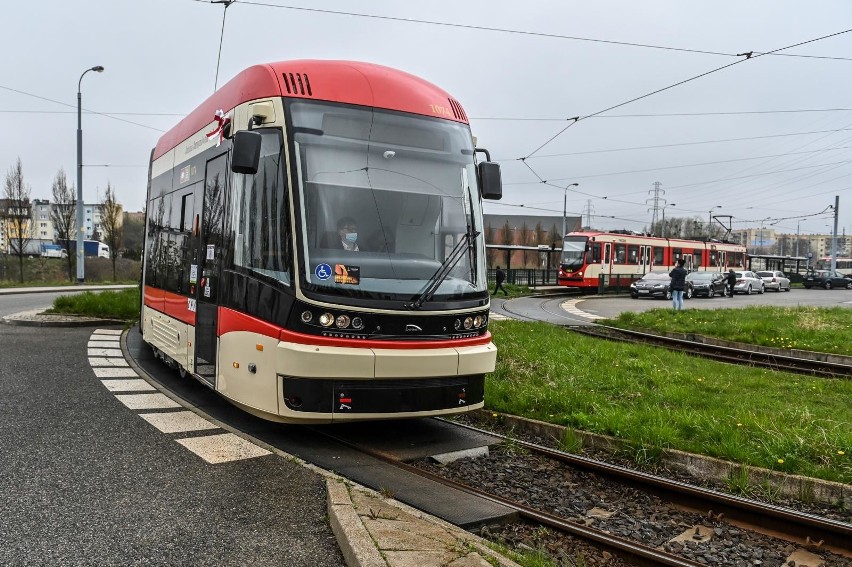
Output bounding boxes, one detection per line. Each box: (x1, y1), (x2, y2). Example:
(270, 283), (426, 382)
(231, 130), (262, 175)
(478, 161), (502, 200)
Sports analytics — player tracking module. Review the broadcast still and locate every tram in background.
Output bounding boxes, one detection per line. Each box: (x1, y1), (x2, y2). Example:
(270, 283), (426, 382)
(141, 60), (503, 423)
(558, 231), (747, 289)
(815, 256), (852, 273)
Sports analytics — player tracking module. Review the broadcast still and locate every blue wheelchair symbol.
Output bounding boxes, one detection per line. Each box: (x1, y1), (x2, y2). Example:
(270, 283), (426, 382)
(315, 263), (332, 280)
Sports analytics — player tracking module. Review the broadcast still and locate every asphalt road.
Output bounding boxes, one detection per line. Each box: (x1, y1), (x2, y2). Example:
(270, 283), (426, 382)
(0, 293), (344, 567)
(489, 286), (852, 324)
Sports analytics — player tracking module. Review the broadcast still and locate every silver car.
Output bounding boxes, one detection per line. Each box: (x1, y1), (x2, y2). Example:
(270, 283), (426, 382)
(756, 270), (791, 292)
(733, 271), (765, 295)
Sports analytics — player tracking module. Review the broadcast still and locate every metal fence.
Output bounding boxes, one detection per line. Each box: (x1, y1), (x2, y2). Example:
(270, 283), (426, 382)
(486, 268), (560, 287)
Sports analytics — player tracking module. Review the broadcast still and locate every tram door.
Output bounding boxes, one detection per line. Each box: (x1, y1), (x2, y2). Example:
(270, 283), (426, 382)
(720, 251), (727, 271)
(602, 243), (612, 280)
(194, 153), (228, 386)
(640, 245), (651, 274)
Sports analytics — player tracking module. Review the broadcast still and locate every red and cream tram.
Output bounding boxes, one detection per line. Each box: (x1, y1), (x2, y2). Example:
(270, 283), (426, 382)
(558, 231), (747, 289)
(141, 60), (503, 423)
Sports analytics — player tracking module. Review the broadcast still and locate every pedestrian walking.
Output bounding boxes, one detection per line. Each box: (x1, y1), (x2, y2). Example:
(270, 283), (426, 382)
(669, 258), (687, 311)
(726, 269), (737, 297)
(493, 266), (508, 296)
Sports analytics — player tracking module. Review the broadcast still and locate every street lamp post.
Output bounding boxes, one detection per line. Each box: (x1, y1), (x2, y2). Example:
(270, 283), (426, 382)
(76, 65), (104, 284)
(661, 203), (676, 238)
(562, 183), (579, 239)
(708, 205), (721, 239)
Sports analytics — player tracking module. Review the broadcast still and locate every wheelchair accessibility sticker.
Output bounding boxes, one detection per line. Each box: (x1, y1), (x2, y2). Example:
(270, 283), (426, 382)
(315, 263), (332, 280)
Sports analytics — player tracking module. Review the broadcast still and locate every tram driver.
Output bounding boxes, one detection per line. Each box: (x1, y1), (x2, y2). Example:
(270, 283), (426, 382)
(329, 216), (359, 251)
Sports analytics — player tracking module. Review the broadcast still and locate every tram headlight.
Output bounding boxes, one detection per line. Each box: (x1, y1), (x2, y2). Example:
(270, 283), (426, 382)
(319, 312), (335, 327)
(300, 310), (313, 324)
(463, 317), (473, 330)
(351, 317), (364, 330)
(335, 314), (351, 329)
(453, 319), (462, 331)
(473, 315), (482, 328)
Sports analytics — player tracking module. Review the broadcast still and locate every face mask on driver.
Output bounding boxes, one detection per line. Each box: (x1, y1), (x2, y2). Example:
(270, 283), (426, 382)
(344, 232), (358, 243)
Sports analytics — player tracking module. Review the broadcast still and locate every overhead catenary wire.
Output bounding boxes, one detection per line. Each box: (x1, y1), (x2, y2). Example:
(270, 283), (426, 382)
(187, 0), (852, 62)
(521, 27), (852, 159)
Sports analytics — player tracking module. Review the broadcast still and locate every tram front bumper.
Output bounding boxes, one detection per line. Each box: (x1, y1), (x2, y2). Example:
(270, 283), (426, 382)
(276, 341), (497, 379)
(276, 341), (496, 417)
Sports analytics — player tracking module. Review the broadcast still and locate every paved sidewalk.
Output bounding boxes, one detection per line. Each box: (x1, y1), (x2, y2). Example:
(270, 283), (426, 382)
(1, 303), (522, 567)
(0, 284), (135, 295)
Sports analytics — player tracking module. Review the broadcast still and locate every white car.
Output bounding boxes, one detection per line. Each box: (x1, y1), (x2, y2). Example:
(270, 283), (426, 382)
(756, 270), (791, 292)
(733, 271), (765, 295)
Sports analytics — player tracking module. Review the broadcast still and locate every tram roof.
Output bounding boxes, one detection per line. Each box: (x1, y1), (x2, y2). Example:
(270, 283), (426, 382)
(154, 60), (468, 160)
(566, 231), (744, 247)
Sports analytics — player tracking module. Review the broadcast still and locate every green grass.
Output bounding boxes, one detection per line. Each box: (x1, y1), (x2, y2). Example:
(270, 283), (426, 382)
(490, 283), (535, 299)
(604, 306), (852, 356)
(48, 288), (141, 320)
(487, 320), (852, 483)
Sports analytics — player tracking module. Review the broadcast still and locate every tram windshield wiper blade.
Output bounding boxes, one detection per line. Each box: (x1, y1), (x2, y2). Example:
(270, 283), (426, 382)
(407, 230), (479, 310)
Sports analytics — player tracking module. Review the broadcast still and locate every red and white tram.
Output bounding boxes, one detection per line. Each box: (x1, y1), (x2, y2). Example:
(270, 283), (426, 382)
(558, 231), (747, 289)
(141, 60), (503, 423)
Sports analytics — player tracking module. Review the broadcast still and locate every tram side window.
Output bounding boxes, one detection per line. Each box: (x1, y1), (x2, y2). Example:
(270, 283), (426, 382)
(164, 190), (187, 294)
(693, 250), (702, 269)
(653, 246), (663, 265)
(710, 251), (718, 267)
(146, 197), (171, 287)
(231, 130), (290, 285)
(614, 244), (626, 264)
(591, 243), (601, 262)
(627, 245), (639, 265)
(672, 248), (683, 264)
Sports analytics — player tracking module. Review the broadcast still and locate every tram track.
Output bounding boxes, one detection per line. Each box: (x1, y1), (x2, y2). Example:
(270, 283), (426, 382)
(572, 324), (852, 378)
(310, 418), (852, 567)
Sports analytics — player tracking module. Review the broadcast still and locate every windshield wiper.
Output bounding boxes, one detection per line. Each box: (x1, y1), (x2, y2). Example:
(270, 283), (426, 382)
(406, 229), (480, 310)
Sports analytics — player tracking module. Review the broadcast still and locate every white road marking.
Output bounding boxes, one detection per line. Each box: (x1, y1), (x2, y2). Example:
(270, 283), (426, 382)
(89, 357), (130, 367)
(114, 393), (181, 410)
(139, 411), (219, 434)
(489, 313), (508, 320)
(89, 340), (121, 348)
(101, 379), (154, 392)
(95, 367), (140, 378)
(88, 348), (124, 357)
(87, 329), (270, 465)
(176, 433), (271, 464)
(90, 333), (120, 340)
(560, 298), (605, 320)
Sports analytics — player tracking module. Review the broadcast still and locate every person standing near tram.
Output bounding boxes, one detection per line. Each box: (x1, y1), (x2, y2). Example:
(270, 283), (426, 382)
(669, 258), (687, 311)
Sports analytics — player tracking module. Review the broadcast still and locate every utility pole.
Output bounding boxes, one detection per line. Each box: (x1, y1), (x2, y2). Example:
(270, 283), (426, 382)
(583, 199), (594, 230)
(830, 195), (839, 271)
(646, 181), (663, 233)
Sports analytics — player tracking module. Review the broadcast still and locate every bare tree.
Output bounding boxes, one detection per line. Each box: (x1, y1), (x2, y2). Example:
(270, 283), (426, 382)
(100, 182), (123, 281)
(520, 221), (531, 268)
(547, 224), (561, 269)
(3, 158), (31, 283)
(50, 168), (76, 281)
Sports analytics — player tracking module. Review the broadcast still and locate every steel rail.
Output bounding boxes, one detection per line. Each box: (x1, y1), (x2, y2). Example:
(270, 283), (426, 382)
(571, 325), (852, 378)
(447, 419), (852, 556)
(311, 427), (706, 567)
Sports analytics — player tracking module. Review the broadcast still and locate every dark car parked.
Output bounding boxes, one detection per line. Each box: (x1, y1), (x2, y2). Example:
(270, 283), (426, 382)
(630, 272), (693, 300)
(803, 269), (852, 289)
(686, 271), (727, 298)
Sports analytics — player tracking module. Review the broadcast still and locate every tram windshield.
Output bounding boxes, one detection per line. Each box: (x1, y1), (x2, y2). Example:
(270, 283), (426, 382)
(291, 101), (486, 303)
(560, 236), (588, 271)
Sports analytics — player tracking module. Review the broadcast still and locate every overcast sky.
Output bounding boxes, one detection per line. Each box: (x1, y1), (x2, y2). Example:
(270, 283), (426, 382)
(4, 0), (852, 237)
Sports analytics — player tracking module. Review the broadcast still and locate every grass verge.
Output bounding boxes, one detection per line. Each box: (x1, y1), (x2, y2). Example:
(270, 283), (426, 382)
(47, 287), (140, 320)
(487, 319), (851, 483)
(604, 305), (852, 356)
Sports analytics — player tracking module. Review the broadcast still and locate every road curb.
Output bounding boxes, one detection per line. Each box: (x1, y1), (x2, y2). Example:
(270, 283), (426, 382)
(474, 410), (851, 507)
(0, 309), (127, 327)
